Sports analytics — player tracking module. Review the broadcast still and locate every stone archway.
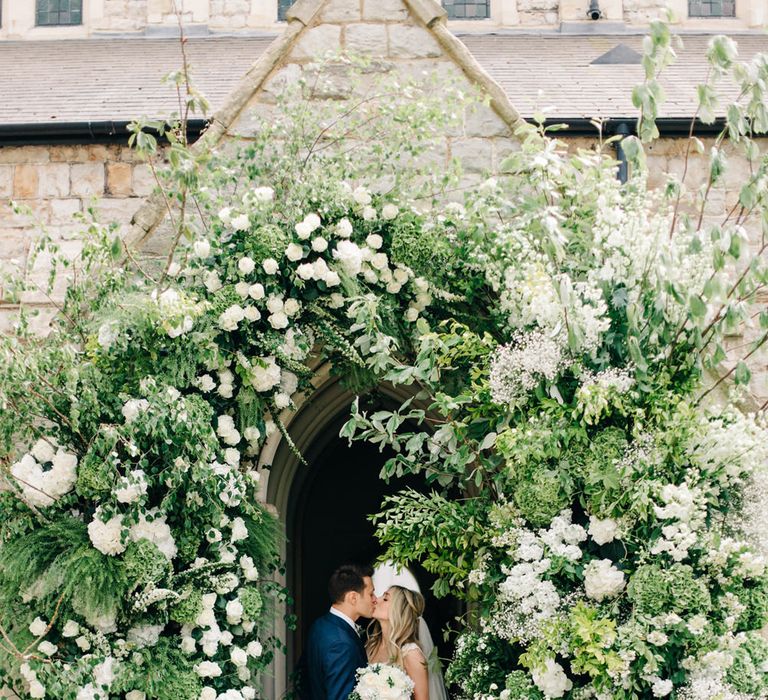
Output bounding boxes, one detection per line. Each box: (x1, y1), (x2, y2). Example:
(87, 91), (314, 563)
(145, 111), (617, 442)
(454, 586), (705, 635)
(256, 366), (458, 699)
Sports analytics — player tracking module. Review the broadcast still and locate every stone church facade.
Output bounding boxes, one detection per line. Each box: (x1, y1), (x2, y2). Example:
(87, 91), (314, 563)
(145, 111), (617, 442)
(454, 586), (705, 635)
(1, 0), (768, 692)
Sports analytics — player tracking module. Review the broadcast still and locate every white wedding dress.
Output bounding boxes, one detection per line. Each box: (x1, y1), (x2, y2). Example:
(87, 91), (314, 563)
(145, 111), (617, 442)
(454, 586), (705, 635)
(373, 562), (449, 700)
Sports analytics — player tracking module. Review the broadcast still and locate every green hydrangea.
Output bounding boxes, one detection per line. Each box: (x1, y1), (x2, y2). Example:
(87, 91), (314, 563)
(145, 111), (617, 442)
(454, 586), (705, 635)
(170, 588), (203, 625)
(726, 633), (768, 695)
(248, 224), (289, 262)
(240, 586), (263, 621)
(75, 433), (119, 499)
(505, 670), (542, 700)
(514, 468), (570, 528)
(389, 218), (451, 282)
(124, 540), (170, 586)
(732, 576), (768, 631)
(115, 639), (202, 700)
(628, 564), (710, 618)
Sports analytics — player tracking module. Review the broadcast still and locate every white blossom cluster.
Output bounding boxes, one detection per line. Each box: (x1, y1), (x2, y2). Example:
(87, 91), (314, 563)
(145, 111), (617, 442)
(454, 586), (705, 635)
(10, 439), (77, 507)
(489, 331), (566, 406)
(651, 482), (705, 562)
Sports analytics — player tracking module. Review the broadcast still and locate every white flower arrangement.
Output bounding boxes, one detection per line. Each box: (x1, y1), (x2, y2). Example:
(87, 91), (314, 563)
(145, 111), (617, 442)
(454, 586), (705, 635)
(350, 663), (415, 700)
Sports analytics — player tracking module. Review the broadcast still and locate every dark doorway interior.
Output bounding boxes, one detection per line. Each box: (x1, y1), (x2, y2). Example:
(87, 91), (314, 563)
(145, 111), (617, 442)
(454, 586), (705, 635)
(287, 412), (459, 676)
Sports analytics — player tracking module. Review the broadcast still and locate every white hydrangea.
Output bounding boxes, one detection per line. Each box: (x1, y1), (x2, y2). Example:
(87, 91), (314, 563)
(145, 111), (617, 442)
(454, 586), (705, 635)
(583, 559), (625, 601)
(588, 516), (619, 545)
(115, 469), (148, 504)
(10, 446), (77, 508)
(88, 509), (126, 556)
(333, 240), (364, 276)
(129, 510), (177, 560)
(532, 659), (572, 699)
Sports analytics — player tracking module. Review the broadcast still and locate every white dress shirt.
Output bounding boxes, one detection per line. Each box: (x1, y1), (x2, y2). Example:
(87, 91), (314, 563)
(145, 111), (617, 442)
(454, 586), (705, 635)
(329, 606), (358, 633)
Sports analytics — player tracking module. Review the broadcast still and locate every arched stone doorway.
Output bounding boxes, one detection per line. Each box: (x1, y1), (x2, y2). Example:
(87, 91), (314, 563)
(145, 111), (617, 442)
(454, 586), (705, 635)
(258, 366), (458, 698)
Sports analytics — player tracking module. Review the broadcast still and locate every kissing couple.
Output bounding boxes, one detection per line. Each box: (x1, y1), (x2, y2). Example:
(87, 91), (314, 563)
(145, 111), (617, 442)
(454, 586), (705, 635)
(299, 563), (448, 700)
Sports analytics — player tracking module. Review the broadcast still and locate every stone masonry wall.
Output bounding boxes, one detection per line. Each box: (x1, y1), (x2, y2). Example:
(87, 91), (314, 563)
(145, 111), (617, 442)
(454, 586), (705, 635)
(0, 144), (153, 334)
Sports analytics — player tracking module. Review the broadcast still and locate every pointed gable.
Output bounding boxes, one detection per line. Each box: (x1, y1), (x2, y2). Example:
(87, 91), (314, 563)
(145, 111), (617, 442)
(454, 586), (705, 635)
(127, 0), (526, 251)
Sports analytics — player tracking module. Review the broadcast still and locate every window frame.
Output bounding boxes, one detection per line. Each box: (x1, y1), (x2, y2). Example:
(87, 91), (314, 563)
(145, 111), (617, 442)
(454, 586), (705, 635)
(35, 0), (84, 27)
(688, 0), (736, 17)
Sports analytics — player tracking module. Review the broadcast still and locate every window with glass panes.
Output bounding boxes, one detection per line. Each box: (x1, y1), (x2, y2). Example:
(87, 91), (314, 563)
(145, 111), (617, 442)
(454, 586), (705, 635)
(36, 0), (83, 26)
(278, 0), (293, 20)
(442, 0), (490, 19)
(688, 0), (735, 15)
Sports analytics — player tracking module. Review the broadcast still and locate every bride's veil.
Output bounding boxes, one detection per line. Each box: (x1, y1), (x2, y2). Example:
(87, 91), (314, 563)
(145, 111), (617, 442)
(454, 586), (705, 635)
(372, 561), (449, 700)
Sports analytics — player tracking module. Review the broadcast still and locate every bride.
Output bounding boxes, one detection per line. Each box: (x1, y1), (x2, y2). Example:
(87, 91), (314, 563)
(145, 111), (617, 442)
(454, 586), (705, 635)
(366, 585), (430, 700)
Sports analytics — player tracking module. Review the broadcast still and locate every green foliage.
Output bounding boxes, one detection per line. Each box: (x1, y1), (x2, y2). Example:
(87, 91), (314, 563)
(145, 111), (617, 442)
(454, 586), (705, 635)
(513, 467), (570, 528)
(726, 633), (768, 696)
(372, 490), (488, 597)
(114, 638), (202, 700)
(446, 632), (517, 700)
(75, 431), (119, 499)
(0, 517), (127, 622)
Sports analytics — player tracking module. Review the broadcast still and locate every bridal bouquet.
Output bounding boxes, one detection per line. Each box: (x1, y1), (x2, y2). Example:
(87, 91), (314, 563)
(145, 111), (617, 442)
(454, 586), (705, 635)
(349, 663), (415, 700)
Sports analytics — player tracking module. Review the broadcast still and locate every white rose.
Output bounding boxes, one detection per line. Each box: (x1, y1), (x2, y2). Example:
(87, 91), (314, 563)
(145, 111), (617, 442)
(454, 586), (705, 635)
(405, 307), (419, 322)
(248, 283), (265, 300)
(353, 186), (372, 205)
(126, 692), (146, 700)
(329, 293), (344, 308)
(75, 635), (91, 651)
(226, 599), (244, 624)
(242, 688), (256, 700)
(193, 240), (211, 258)
(230, 517), (248, 542)
(231, 214), (250, 231)
(62, 620), (79, 638)
(230, 646), (249, 668)
(244, 307), (261, 322)
(246, 640), (263, 657)
(294, 221), (312, 239)
(296, 263), (315, 280)
(204, 271), (222, 293)
(268, 312), (289, 329)
(365, 234), (383, 249)
(252, 186), (274, 201)
(238, 257), (256, 275)
(311, 237), (328, 252)
(303, 212), (321, 232)
(29, 617), (48, 637)
(362, 206), (377, 221)
(381, 203), (399, 220)
(262, 258), (279, 275)
(200, 689), (217, 700)
(219, 305), (246, 332)
(38, 640), (57, 656)
(386, 281), (402, 294)
(218, 207), (232, 224)
(335, 218), (353, 238)
(370, 252), (388, 270)
(274, 392), (291, 409)
(286, 243), (305, 261)
(284, 298), (300, 316)
(325, 271), (341, 287)
(194, 661), (222, 678)
(197, 374), (216, 392)
(266, 296), (284, 313)
(181, 636), (197, 654)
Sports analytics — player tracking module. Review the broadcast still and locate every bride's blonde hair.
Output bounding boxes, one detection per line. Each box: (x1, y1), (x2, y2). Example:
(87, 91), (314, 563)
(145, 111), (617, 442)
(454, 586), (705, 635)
(366, 585), (425, 668)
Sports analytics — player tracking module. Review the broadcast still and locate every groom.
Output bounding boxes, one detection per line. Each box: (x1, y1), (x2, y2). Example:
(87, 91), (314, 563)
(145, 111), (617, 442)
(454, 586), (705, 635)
(300, 563), (377, 700)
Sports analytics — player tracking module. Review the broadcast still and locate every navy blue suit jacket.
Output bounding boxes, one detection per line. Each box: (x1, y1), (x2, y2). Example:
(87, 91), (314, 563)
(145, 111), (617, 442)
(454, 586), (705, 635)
(301, 612), (367, 700)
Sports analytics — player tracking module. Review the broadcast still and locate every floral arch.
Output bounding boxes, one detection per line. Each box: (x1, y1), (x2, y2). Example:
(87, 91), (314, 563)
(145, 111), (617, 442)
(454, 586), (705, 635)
(2, 38), (768, 700)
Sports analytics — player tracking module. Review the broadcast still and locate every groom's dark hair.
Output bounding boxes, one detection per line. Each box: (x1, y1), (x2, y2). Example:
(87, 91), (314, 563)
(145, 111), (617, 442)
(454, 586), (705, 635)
(328, 563), (373, 603)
